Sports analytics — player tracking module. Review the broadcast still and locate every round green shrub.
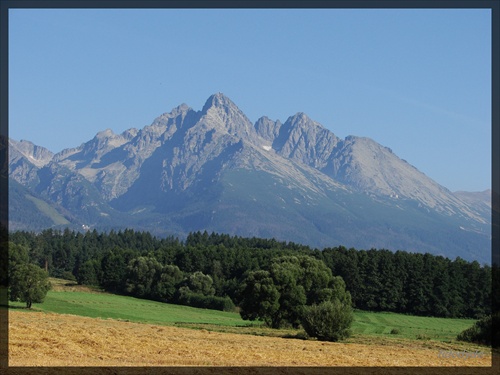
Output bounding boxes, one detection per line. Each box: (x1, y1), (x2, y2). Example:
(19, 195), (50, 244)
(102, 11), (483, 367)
(457, 313), (499, 347)
(300, 299), (353, 342)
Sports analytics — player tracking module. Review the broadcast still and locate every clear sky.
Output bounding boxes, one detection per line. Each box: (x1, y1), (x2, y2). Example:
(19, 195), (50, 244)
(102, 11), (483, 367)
(9, 8), (491, 192)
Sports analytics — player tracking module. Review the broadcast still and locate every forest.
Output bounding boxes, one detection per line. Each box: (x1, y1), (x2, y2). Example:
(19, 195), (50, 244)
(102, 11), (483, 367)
(5, 229), (492, 319)
(7, 228), (493, 319)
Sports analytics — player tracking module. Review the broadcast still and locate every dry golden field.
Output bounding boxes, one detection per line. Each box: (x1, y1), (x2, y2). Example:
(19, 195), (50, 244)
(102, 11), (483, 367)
(8, 309), (494, 369)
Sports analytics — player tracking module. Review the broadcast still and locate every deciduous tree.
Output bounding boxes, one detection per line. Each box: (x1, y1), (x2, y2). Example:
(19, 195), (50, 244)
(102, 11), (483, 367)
(9, 263), (51, 308)
(239, 255), (353, 332)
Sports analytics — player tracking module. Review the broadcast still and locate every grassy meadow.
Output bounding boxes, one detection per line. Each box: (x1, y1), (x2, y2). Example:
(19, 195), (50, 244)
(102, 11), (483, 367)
(9, 278), (244, 326)
(352, 310), (477, 342)
(8, 278), (478, 342)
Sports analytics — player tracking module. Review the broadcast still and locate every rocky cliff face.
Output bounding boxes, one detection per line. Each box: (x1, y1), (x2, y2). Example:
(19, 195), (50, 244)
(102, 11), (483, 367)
(8, 93), (491, 263)
(9, 139), (54, 189)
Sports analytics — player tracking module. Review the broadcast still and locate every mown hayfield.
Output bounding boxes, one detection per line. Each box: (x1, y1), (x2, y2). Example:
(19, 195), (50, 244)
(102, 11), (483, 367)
(7, 279), (495, 367)
(8, 309), (493, 367)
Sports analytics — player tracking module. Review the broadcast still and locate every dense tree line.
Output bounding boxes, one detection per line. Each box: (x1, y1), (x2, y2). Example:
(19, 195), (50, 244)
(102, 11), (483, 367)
(321, 246), (492, 318)
(8, 228), (492, 318)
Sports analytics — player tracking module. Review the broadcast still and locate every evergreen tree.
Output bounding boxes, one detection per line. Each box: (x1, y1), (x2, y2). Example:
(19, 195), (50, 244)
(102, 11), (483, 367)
(76, 259), (100, 286)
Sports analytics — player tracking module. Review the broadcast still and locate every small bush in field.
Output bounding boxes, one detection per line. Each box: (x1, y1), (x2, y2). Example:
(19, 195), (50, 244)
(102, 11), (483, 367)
(416, 334), (430, 340)
(457, 314), (499, 347)
(300, 299), (353, 342)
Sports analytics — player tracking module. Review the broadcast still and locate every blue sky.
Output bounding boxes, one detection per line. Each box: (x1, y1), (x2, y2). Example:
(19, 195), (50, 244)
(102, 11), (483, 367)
(9, 8), (491, 192)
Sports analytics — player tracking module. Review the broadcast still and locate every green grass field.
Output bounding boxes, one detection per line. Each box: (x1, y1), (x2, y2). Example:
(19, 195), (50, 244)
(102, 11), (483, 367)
(9, 279), (478, 343)
(11, 290), (247, 327)
(352, 310), (477, 341)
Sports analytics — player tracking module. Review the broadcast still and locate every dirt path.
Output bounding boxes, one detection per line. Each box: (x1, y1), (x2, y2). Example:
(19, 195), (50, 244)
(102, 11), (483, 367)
(8, 310), (493, 367)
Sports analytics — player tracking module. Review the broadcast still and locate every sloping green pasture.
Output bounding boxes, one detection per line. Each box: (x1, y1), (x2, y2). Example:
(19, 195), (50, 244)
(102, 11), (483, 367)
(9, 284), (477, 343)
(11, 290), (246, 327)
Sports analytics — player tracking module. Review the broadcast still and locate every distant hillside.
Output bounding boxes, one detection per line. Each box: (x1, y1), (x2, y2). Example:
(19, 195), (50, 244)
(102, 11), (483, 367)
(8, 178), (71, 231)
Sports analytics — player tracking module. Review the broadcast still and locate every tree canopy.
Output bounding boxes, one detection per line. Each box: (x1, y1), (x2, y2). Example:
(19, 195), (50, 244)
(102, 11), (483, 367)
(239, 255), (353, 332)
(7, 229), (492, 319)
(9, 263), (51, 308)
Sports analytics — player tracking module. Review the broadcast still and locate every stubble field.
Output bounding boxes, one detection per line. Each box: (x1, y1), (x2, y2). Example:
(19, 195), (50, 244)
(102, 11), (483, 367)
(9, 309), (492, 367)
(7, 279), (495, 369)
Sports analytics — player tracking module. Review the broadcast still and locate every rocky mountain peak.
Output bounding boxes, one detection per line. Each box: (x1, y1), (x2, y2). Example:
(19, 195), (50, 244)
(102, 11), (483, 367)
(9, 139), (54, 168)
(201, 92), (245, 121)
(174, 103), (190, 112)
(202, 92), (235, 111)
(254, 116), (282, 144)
(150, 103), (195, 129)
(84, 128), (131, 155)
(270, 112), (339, 169)
(122, 128), (139, 140)
(288, 112), (315, 125)
(198, 93), (258, 143)
(95, 128), (114, 139)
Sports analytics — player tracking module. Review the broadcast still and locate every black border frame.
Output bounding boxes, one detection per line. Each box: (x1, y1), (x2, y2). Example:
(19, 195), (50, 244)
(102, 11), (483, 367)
(0, 0), (498, 374)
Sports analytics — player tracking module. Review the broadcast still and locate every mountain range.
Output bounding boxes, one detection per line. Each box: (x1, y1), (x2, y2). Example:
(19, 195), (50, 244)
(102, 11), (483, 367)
(8, 93), (491, 263)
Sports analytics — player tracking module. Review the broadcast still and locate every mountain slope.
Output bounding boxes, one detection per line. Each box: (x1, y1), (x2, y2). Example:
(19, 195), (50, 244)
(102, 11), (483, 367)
(8, 93), (490, 263)
(454, 190), (491, 217)
(8, 177), (71, 231)
(326, 136), (484, 222)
